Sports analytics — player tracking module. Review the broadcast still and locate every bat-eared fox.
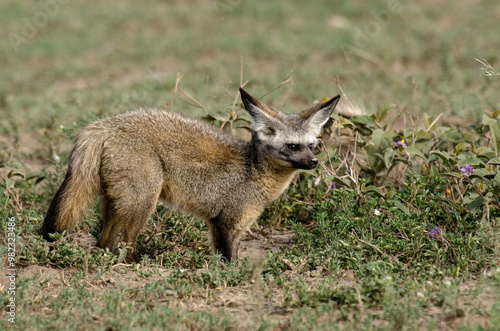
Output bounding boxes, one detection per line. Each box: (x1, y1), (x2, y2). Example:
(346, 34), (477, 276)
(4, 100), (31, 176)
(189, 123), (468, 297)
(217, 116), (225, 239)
(42, 88), (340, 263)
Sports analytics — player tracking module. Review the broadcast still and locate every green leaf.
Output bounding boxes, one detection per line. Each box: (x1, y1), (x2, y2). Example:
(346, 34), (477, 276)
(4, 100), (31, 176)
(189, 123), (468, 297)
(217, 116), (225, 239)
(384, 150), (395, 170)
(366, 148), (381, 168)
(1, 162), (22, 169)
(491, 122), (500, 154)
(424, 113), (442, 132)
(200, 113), (225, 123)
(435, 196), (462, 211)
(392, 200), (410, 216)
(370, 129), (396, 154)
(350, 115), (376, 126)
(482, 113), (497, 126)
(470, 168), (493, 179)
(26, 172), (47, 185)
(457, 157), (485, 167)
(375, 103), (396, 122)
(235, 125), (253, 133)
(415, 130), (433, 140)
(483, 114), (500, 153)
(478, 150), (497, 161)
(454, 142), (471, 154)
(234, 117), (252, 124)
(117, 247), (128, 264)
(362, 185), (385, 197)
(332, 177), (352, 188)
(431, 151), (452, 162)
(466, 196), (485, 211)
(430, 164), (440, 177)
(406, 146), (426, 160)
(487, 157), (500, 165)
(48, 231), (66, 241)
(441, 130), (464, 143)
(413, 139), (435, 154)
(3, 177), (14, 189)
(493, 172), (500, 187)
(386, 188), (397, 199)
(8, 169), (25, 179)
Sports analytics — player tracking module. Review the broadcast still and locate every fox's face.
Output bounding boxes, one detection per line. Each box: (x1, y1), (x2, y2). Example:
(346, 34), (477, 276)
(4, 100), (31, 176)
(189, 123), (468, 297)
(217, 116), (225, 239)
(240, 88), (340, 170)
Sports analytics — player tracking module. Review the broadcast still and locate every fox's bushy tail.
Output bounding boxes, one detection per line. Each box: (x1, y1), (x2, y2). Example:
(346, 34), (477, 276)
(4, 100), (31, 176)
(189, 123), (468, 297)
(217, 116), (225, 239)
(41, 128), (104, 240)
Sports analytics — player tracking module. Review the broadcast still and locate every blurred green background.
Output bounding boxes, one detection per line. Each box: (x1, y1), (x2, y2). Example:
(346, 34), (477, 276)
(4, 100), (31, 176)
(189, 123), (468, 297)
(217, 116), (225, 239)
(1, 0), (499, 160)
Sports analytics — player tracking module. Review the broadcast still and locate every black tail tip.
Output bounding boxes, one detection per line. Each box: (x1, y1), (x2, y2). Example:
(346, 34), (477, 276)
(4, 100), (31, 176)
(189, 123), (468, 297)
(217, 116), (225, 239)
(40, 224), (56, 242)
(41, 205), (59, 242)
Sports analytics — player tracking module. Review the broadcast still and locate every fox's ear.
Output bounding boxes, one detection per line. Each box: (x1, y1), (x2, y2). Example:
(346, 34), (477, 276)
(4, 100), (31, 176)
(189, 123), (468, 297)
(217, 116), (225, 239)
(300, 95), (340, 133)
(240, 87), (279, 131)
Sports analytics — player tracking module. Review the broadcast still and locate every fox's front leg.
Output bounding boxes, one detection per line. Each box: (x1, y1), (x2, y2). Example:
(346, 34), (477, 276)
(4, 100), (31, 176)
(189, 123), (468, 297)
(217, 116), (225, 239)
(207, 217), (241, 261)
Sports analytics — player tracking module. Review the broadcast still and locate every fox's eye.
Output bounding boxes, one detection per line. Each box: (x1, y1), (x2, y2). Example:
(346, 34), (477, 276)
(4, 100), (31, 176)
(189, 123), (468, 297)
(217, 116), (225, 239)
(308, 143), (314, 150)
(287, 144), (298, 151)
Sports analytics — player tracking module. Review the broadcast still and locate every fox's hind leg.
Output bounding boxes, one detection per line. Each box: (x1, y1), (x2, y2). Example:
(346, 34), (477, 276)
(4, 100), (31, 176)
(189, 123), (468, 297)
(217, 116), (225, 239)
(97, 155), (163, 263)
(96, 195), (123, 252)
(97, 187), (161, 263)
(120, 192), (161, 263)
(207, 218), (240, 261)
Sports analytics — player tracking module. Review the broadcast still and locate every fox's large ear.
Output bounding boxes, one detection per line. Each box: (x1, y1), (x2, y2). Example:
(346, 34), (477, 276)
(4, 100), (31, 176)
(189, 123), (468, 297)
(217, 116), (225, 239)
(300, 95), (340, 133)
(240, 87), (279, 131)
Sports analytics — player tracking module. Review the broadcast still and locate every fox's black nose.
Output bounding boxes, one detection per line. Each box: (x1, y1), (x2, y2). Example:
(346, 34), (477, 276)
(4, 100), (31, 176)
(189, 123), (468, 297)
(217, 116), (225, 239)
(311, 158), (318, 166)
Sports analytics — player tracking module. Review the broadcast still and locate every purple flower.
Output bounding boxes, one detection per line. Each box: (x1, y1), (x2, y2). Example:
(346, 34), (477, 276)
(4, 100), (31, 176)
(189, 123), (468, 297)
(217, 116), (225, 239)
(395, 140), (407, 148)
(429, 226), (443, 240)
(460, 164), (475, 176)
(328, 182), (336, 191)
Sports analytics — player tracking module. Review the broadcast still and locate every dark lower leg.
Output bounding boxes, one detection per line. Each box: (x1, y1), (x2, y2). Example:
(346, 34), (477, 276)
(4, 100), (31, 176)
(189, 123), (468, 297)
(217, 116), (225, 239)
(208, 220), (239, 261)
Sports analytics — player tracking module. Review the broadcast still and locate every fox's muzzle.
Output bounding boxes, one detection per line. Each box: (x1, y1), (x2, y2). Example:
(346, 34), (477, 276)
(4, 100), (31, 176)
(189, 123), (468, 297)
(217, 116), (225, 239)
(291, 151), (320, 170)
(299, 157), (319, 170)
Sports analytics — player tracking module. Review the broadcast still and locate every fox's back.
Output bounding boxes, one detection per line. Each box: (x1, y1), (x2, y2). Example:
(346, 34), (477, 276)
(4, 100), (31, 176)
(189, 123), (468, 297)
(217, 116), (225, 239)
(90, 109), (238, 148)
(84, 109), (245, 166)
